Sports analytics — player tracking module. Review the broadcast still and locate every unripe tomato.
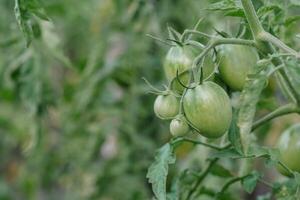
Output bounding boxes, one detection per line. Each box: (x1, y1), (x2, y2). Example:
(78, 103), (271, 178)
(218, 45), (258, 91)
(166, 46), (215, 94)
(277, 124), (300, 176)
(183, 81), (232, 138)
(170, 115), (189, 137)
(164, 46), (193, 82)
(154, 94), (179, 119)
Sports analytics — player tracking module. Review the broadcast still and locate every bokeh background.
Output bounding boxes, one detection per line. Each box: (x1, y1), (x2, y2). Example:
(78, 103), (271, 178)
(0, 0), (300, 200)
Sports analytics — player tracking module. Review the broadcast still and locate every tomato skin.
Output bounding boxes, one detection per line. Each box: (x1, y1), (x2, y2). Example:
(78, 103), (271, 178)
(277, 124), (300, 176)
(183, 81), (232, 138)
(154, 94), (179, 119)
(166, 46), (215, 94)
(170, 115), (189, 137)
(164, 46), (192, 82)
(218, 45), (258, 91)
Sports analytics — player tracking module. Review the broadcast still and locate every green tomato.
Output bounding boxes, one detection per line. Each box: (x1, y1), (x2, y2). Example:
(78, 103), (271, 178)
(168, 51), (215, 94)
(277, 124), (300, 176)
(154, 94), (179, 119)
(183, 81), (232, 138)
(164, 46), (193, 82)
(218, 45), (259, 91)
(170, 115), (189, 137)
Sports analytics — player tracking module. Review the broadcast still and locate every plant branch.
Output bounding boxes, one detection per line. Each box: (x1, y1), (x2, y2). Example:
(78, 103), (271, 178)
(172, 137), (230, 151)
(191, 37), (255, 83)
(215, 175), (248, 199)
(185, 158), (218, 200)
(252, 104), (300, 130)
(240, 0), (264, 37)
(259, 32), (300, 58)
(240, 0), (300, 104)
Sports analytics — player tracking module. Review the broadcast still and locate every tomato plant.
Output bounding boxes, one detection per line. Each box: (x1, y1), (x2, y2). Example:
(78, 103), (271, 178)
(147, 0), (300, 199)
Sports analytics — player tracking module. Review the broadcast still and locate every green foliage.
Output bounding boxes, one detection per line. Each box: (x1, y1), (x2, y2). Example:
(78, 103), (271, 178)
(1, 0), (300, 199)
(147, 143), (176, 200)
(14, 0), (49, 46)
(241, 171), (261, 193)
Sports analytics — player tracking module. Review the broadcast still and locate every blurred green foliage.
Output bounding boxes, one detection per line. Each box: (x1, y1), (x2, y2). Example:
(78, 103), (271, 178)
(0, 0), (300, 199)
(0, 0), (211, 199)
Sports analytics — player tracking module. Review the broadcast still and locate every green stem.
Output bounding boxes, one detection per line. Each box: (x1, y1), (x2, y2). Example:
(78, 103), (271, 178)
(172, 137), (230, 151)
(216, 175), (248, 199)
(278, 161), (294, 177)
(240, 0), (264, 37)
(192, 38), (255, 71)
(185, 158), (218, 200)
(252, 104), (300, 130)
(259, 32), (300, 58)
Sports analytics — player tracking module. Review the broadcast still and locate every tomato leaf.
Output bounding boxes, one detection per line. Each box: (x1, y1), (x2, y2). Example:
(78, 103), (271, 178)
(285, 15), (300, 26)
(238, 60), (270, 153)
(14, 0), (49, 46)
(147, 143), (176, 200)
(241, 171), (261, 193)
(211, 148), (243, 159)
(210, 163), (233, 178)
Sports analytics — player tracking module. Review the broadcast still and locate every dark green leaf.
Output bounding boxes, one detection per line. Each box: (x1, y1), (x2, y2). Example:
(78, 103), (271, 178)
(285, 15), (300, 26)
(210, 163), (233, 178)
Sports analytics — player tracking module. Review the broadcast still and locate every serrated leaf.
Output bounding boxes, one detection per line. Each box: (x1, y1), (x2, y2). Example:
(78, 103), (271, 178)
(238, 60), (269, 153)
(242, 171), (261, 193)
(147, 143), (176, 200)
(210, 163), (233, 178)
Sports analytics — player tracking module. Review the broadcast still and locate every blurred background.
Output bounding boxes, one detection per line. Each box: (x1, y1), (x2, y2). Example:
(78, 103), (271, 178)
(0, 0), (299, 200)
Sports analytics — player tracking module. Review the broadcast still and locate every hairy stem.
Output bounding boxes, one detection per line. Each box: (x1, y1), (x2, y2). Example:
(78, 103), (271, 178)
(252, 104), (300, 130)
(240, 0), (264, 37)
(259, 32), (300, 58)
(240, 0), (300, 104)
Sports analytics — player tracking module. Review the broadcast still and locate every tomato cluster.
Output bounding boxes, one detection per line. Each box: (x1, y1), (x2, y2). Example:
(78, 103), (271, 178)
(153, 44), (259, 138)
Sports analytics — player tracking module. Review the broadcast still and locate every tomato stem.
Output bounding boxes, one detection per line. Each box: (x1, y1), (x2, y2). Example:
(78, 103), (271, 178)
(252, 104), (300, 131)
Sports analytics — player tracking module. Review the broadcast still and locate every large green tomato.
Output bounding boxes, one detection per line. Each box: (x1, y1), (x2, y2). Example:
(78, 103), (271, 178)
(165, 46), (215, 94)
(277, 124), (300, 176)
(218, 45), (259, 91)
(154, 94), (179, 120)
(183, 81), (232, 138)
